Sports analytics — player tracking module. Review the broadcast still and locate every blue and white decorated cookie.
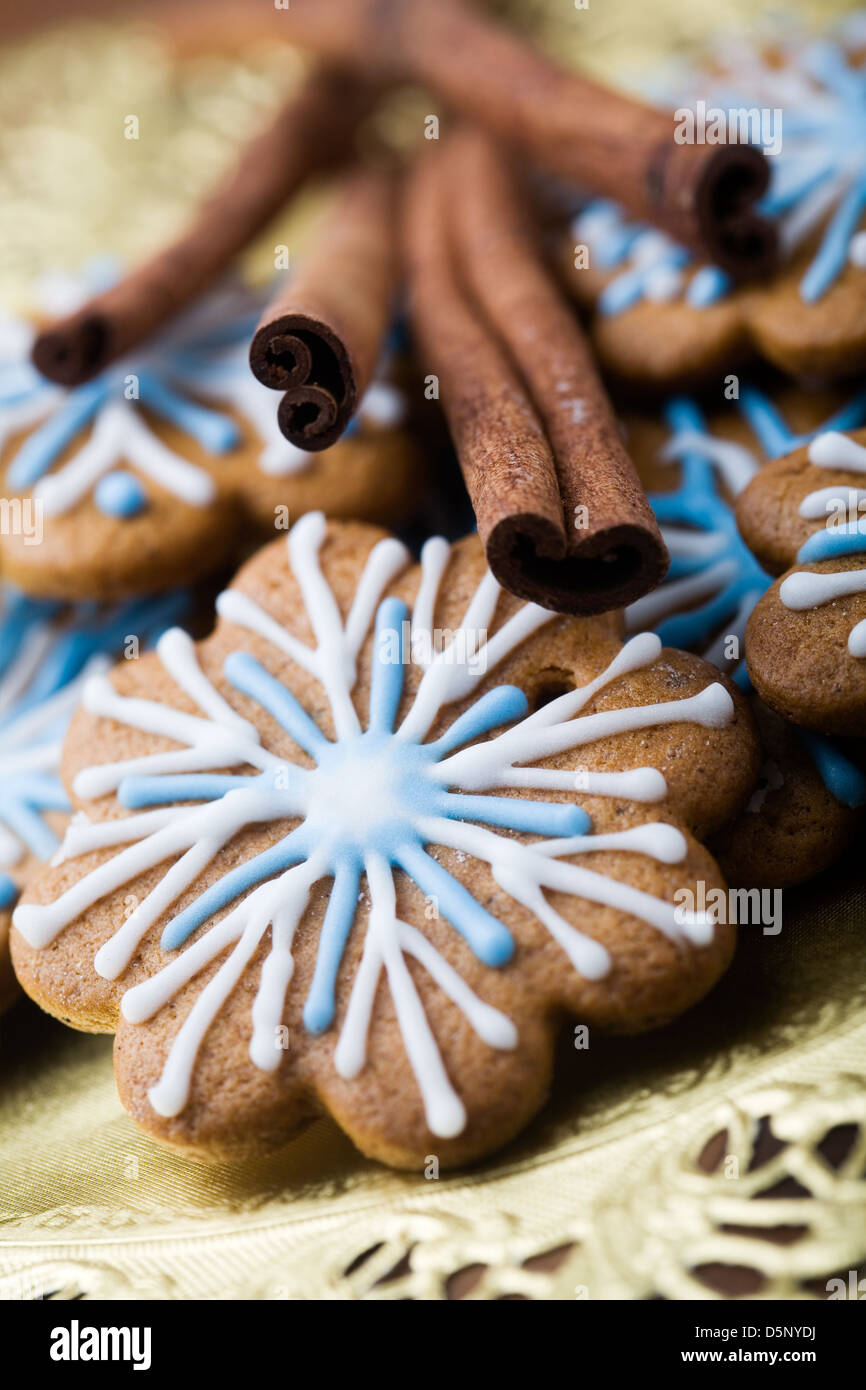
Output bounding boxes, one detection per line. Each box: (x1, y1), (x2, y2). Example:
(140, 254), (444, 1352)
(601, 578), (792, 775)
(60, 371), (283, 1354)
(739, 424), (866, 738)
(0, 585), (187, 1011)
(10, 514), (759, 1166)
(0, 273), (417, 601)
(563, 20), (866, 386)
(623, 387), (866, 886)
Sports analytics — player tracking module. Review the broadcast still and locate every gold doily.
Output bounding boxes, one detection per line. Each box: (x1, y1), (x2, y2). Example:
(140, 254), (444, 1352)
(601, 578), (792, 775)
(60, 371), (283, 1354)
(2, 848), (864, 1300)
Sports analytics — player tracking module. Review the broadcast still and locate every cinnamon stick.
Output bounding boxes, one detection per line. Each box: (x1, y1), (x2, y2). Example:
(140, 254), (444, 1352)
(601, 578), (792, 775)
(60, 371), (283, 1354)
(268, 0), (776, 279)
(249, 164), (397, 450)
(403, 133), (668, 615)
(31, 65), (377, 387)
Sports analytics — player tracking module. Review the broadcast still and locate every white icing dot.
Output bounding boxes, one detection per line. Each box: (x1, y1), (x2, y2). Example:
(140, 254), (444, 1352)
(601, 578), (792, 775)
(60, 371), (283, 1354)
(849, 231), (866, 269)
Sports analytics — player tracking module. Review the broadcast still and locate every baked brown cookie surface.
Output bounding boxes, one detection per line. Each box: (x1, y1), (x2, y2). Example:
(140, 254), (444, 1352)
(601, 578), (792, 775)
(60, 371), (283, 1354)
(623, 390), (866, 884)
(12, 516), (759, 1168)
(0, 291), (419, 599)
(559, 34), (866, 392)
(0, 588), (191, 1014)
(739, 428), (866, 735)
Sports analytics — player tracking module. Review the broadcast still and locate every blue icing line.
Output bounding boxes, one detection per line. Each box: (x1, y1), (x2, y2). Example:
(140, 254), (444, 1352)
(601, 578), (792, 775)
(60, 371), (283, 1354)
(646, 389), (866, 808)
(650, 397), (771, 666)
(0, 873), (18, 912)
(225, 650), (330, 759)
(7, 377), (111, 488)
(737, 387), (802, 459)
(303, 858), (362, 1034)
(394, 840), (515, 967)
(0, 272), (342, 521)
(599, 243), (690, 315)
(426, 685), (528, 756)
(0, 587), (195, 873)
(136, 370), (240, 453)
(583, 39), (866, 310)
(798, 731), (866, 808)
(161, 825), (310, 951)
(1, 776), (67, 859)
(438, 792), (589, 838)
(139, 595), (568, 1008)
(686, 265), (732, 307)
(594, 222), (642, 269)
(119, 773), (259, 809)
(0, 592), (61, 682)
(803, 37), (865, 101)
(800, 175), (866, 303)
(369, 597), (409, 733)
(0, 361), (46, 404)
(94, 471), (148, 518)
(797, 521), (866, 563)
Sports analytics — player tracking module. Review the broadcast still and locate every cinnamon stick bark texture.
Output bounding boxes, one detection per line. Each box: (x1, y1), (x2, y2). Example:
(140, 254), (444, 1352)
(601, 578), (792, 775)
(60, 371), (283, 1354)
(403, 133), (668, 615)
(271, 0), (776, 278)
(31, 65), (375, 387)
(249, 165), (398, 450)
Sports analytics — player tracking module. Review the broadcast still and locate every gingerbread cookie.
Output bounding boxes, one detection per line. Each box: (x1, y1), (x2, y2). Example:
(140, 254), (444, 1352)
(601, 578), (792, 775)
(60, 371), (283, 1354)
(711, 695), (864, 889)
(562, 27), (866, 389)
(739, 426), (866, 736)
(0, 276), (420, 600)
(0, 586), (186, 1012)
(624, 386), (866, 885)
(11, 514), (759, 1168)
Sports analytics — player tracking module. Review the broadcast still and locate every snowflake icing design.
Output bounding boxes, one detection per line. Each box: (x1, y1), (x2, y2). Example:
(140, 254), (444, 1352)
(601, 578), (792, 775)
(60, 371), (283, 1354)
(574, 28), (866, 315)
(0, 272), (406, 520)
(778, 430), (866, 658)
(14, 512), (737, 1138)
(0, 588), (186, 911)
(626, 388), (866, 808)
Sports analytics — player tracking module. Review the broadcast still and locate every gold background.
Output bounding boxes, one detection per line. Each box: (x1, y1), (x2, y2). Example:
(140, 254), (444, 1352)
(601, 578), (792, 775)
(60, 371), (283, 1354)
(1, 0), (865, 1300)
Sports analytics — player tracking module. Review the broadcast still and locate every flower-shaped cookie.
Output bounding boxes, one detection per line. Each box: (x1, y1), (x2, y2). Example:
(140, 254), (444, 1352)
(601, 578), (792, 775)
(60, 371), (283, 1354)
(12, 515), (759, 1167)
(0, 279), (418, 600)
(739, 426), (866, 737)
(624, 388), (866, 884)
(562, 31), (866, 389)
(0, 585), (185, 1012)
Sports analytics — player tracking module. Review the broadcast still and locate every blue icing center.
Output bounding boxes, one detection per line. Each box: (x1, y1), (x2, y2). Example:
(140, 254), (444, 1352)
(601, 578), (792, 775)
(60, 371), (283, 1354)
(95, 470), (148, 517)
(113, 596), (591, 1035)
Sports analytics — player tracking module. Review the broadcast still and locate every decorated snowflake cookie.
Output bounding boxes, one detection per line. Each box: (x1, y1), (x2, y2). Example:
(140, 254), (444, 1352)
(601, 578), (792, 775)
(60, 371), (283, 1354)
(0, 586), (185, 1011)
(563, 27), (866, 387)
(12, 515), (758, 1166)
(0, 276), (417, 600)
(623, 387), (866, 886)
(739, 426), (866, 737)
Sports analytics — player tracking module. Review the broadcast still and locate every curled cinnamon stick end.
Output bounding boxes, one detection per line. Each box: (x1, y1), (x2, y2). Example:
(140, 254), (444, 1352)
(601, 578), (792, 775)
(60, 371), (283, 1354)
(268, 0), (776, 281)
(249, 164), (398, 450)
(32, 65), (375, 387)
(649, 140), (776, 279)
(404, 134), (668, 616)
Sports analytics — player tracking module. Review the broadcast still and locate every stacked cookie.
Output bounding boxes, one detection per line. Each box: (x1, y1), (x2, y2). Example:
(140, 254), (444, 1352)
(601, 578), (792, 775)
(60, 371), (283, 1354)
(561, 22), (866, 888)
(0, 269), (419, 1011)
